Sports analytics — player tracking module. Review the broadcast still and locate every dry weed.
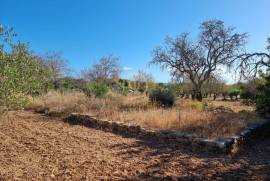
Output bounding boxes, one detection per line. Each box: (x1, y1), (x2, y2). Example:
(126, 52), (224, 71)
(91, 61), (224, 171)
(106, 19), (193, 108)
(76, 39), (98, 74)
(28, 91), (260, 139)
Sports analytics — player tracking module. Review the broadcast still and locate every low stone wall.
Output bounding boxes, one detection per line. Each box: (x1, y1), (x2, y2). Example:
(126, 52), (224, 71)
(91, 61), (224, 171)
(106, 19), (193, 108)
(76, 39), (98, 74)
(230, 120), (270, 151)
(62, 113), (269, 154)
(60, 112), (270, 154)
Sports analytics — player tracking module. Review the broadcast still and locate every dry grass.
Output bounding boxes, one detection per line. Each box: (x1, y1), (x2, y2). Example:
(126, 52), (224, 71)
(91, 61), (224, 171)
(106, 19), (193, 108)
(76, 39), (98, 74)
(27, 91), (261, 139)
(207, 99), (255, 112)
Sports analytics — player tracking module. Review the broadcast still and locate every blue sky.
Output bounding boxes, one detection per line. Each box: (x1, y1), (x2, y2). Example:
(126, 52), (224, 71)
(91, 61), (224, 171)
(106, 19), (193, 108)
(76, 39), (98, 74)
(1, 0), (270, 83)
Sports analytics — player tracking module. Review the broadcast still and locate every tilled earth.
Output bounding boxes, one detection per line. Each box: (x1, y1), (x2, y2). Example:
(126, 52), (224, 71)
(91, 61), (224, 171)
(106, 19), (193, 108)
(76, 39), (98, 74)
(0, 111), (270, 180)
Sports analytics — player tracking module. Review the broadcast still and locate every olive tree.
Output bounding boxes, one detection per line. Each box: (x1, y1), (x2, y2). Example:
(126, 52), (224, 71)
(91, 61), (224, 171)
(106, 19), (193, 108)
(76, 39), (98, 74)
(0, 24), (51, 111)
(151, 20), (247, 101)
(202, 75), (225, 100)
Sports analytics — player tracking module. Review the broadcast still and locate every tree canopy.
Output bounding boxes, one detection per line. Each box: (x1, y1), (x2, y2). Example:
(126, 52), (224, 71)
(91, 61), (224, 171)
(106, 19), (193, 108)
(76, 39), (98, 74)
(151, 19), (247, 101)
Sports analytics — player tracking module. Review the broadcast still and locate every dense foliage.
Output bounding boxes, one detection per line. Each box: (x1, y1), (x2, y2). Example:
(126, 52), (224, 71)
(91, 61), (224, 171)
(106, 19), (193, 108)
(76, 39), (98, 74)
(256, 72), (270, 115)
(0, 25), (51, 111)
(84, 82), (109, 98)
(149, 88), (176, 107)
(227, 89), (241, 101)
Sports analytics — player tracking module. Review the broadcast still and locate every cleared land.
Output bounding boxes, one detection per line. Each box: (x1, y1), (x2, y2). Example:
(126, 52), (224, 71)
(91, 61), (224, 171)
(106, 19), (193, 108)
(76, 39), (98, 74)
(0, 111), (269, 180)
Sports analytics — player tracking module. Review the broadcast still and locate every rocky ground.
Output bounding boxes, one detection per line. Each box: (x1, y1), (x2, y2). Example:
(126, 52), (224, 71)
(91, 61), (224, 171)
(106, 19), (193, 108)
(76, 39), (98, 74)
(0, 111), (270, 180)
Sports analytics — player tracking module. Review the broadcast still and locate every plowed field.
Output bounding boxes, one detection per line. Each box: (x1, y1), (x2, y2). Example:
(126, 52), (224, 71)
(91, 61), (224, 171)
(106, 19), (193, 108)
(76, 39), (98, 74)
(0, 111), (269, 180)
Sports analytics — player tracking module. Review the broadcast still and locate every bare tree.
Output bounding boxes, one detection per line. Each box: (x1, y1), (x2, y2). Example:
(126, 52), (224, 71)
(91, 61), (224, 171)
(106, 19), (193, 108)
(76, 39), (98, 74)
(40, 51), (68, 81)
(82, 55), (122, 82)
(239, 38), (270, 77)
(133, 70), (154, 92)
(133, 70), (154, 83)
(151, 19), (247, 101)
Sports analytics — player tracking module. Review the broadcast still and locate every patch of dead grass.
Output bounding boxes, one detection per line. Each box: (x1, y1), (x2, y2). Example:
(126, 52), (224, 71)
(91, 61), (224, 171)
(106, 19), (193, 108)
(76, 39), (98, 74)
(27, 91), (260, 139)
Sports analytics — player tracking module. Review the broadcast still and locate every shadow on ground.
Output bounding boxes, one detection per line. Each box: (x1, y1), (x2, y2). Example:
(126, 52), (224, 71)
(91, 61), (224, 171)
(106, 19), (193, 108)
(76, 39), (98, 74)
(61, 112), (270, 180)
(109, 135), (270, 180)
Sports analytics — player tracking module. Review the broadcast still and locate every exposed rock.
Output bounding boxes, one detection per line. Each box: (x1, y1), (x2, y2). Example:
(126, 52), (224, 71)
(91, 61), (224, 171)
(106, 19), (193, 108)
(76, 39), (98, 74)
(206, 106), (234, 113)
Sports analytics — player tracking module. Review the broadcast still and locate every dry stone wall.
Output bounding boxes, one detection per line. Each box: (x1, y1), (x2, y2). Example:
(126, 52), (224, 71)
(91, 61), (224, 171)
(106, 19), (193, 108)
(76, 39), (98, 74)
(62, 113), (270, 154)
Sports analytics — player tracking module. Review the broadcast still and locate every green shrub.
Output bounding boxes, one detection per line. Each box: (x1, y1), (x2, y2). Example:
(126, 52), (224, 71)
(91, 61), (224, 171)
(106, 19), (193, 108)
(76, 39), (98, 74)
(84, 82), (109, 98)
(256, 73), (270, 116)
(149, 88), (176, 107)
(188, 101), (207, 110)
(228, 89), (241, 100)
(0, 25), (51, 111)
(0, 44), (51, 111)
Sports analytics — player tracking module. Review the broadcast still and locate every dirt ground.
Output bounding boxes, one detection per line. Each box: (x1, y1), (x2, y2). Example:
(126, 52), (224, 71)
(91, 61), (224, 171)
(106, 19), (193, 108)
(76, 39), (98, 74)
(0, 111), (270, 180)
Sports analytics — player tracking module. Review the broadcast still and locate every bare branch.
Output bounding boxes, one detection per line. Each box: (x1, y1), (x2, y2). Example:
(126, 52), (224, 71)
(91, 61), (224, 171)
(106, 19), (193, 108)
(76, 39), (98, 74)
(151, 19), (247, 101)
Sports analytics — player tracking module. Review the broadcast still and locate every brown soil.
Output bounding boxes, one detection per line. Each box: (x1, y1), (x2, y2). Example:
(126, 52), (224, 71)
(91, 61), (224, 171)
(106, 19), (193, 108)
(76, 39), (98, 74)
(0, 111), (269, 180)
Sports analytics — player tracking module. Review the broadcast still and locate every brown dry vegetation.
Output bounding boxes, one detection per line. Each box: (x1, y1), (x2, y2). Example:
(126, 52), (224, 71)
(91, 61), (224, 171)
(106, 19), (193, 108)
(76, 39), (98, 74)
(27, 91), (260, 139)
(0, 111), (270, 180)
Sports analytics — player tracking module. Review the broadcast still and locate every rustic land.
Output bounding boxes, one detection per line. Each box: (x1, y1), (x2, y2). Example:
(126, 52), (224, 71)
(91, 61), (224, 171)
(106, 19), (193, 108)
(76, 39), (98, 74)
(28, 91), (259, 139)
(0, 111), (269, 180)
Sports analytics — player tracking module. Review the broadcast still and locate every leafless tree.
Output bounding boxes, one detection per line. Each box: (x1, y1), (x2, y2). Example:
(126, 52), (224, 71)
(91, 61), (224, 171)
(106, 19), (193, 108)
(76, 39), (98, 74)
(151, 19), (247, 101)
(82, 55), (122, 82)
(133, 70), (154, 92)
(133, 70), (154, 83)
(238, 38), (270, 77)
(40, 51), (68, 81)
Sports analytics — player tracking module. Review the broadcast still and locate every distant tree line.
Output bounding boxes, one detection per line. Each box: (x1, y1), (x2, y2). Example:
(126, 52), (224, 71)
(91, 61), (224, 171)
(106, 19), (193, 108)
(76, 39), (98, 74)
(1, 20), (269, 115)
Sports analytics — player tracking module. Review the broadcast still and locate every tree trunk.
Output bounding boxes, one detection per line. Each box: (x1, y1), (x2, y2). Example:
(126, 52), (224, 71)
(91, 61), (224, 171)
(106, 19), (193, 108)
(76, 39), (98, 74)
(195, 91), (203, 101)
(192, 84), (203, 101)
(192, 89), (203, 101)
(191, 93), (195, 100)
(213, 93), (217, 100)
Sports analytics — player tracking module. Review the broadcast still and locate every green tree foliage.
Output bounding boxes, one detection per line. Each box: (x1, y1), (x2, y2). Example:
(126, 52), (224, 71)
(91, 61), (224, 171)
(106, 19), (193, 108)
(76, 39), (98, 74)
(53, 77), (86, 91)
(0, 25), (51, 111)
(256, 72), (270, 115)
(149, 88), (176, 107)
(240, 79), (260, 104)
(84, 82), (109, 98)
(256, 38), (270, 115)
(239, 37), (270, 115)
(228, 88), (241, 101)
(221, 84), (241, 101)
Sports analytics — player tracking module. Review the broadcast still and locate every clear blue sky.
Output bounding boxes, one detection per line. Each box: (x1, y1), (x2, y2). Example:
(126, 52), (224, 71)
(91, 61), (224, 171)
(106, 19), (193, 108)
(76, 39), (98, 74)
(1, 0), (270, 83)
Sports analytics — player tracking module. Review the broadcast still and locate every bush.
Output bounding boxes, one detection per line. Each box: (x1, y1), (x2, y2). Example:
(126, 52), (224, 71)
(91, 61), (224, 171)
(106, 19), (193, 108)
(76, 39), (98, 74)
(256, 73), (270, 116)
(188, 101), (207, 110)
(84, 82), (109, 98)
(149, 88), (176, 107)
(0, 25), (51, 111)
(228, 89), (241, 100)
(0, 44), (51, 111)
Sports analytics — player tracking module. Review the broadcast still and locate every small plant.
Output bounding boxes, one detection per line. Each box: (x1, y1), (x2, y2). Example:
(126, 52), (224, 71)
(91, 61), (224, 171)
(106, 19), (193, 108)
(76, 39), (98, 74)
(149, 88), (176, 107)
(84, 82), (109, 98)
(188, 101), (208, 110)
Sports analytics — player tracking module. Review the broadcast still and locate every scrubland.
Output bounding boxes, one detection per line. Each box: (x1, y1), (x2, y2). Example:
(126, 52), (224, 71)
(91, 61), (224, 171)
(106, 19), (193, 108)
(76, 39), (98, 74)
(27, 90), (260, 139)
